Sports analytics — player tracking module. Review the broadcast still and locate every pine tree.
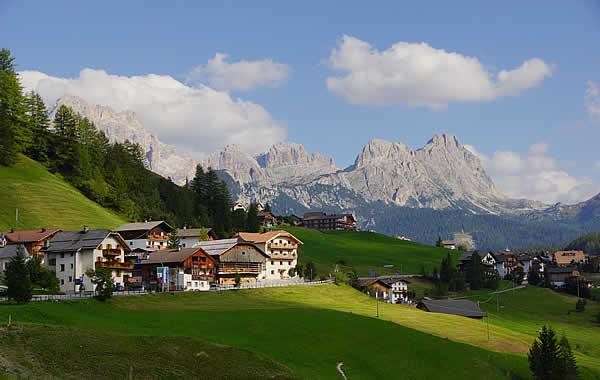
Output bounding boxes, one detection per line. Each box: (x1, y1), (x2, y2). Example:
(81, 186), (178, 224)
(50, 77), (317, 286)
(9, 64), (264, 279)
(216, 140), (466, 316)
(436, 235), (443, 247)
(468, 252), (484, 290)
(52, 105), (78, 174)
(528, 326), (563, 380)
(168, 229), (181, 249)
(559, 335), (579, 380)
(4, 245), (32, 303)
(0, 48), (29, 165)
(24, 91), (50, 164)
(246, 203), (260, 232)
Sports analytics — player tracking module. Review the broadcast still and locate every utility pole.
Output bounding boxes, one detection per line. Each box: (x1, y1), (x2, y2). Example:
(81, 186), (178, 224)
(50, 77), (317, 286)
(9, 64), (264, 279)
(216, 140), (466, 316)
(496, 293), (499, 312)
(377, 292), (379, 318)
(15, 208), (18, 230)
(577, 276), (580, 298)
(487, 315), (490, 342)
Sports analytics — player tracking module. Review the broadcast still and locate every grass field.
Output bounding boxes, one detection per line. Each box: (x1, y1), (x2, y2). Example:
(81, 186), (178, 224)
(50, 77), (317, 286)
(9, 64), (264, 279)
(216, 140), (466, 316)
(0, 284), (535, 380)
(0, 155), (125, 231)
(283, 226), (455, 276)
(469, 286), (600, 377)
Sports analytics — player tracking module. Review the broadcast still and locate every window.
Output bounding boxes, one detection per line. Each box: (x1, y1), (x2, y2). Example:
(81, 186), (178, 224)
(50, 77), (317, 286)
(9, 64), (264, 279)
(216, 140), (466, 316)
(70, 253), (73, 257)
(49, 259), (56, 266)
(271, 270), (274, 275)
(70, 263), (73, 269)
(271, 261), (274, 265)
(242, 251), (246, 255)
(68, 276), (72, 282)
(280, 261), (283, 265)
(60, 264), (65, 272)
(60, 253), (64, 258)
(130, 241), (133, 246)
(60, 279), (64, 285)
(116, 270), (121, 277)
(107, 244), (112, 249)
(182, 243), (186, 248)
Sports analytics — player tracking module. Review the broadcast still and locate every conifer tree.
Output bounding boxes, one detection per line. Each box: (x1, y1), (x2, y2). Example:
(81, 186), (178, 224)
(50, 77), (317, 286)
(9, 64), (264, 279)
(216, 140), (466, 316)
(4, 245), (32, 303)
(168, 229), (181, 249)
(559, 335), (578, 380)
(246, 203), (260, 232)
(528, 326), (563, 380)
(24, 91), (50, 164)
(468, 252), (484, 290)
(0, 48), (29, 165)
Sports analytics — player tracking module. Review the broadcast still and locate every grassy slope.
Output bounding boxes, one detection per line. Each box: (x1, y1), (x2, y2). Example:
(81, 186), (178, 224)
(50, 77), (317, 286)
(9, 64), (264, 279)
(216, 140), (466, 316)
(0, 285), (533, 380)
(0, 155), (125, 231)
(471, 286), (600, 376)
(284, 226), (455, 276)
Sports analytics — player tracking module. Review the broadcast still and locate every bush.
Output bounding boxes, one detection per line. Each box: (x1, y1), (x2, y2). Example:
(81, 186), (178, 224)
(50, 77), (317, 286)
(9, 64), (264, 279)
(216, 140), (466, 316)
(575, 299), (586, 312)
(4, 246), (32, 303)
(86, 268), (114, 301)
(336, 258), (347, 266)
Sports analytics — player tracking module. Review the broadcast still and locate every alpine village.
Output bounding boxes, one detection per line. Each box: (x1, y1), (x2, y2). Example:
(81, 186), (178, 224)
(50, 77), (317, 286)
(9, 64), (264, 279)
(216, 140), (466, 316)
(2, 19), (600, 380)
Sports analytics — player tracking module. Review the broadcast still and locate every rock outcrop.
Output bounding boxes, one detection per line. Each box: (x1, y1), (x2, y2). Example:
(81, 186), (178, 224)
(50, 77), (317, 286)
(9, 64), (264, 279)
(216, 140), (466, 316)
(48, 96), (197, 184)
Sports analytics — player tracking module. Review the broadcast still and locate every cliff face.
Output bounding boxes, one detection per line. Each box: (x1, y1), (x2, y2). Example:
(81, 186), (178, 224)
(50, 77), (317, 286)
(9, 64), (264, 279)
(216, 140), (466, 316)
(48, 96), (549, 217)
(48, 96), (197, 184)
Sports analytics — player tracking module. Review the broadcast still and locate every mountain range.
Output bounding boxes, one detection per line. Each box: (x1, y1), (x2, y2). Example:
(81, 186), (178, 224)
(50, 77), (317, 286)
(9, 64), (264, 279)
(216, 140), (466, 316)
(47, 96), (600, 249)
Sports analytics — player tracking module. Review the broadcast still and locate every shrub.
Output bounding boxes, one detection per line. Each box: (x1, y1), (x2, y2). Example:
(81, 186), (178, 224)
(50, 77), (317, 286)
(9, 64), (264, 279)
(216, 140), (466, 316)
(575, 299), (586, 312)
(86, 268), (114, 301)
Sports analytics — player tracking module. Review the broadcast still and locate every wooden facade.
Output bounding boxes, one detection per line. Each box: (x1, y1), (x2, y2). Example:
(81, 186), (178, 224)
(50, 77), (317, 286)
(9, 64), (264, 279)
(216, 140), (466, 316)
(216, 244), (267, 285)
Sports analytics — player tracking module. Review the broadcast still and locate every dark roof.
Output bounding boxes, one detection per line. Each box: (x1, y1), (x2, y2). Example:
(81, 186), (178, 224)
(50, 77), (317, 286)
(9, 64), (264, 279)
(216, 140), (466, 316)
(140, 248), (209, 265)
(257, 211), (276, 218)
(1, 228), (61, 243)
(0, 244), (30, 260)
(382, 278), (410, 286)
(302, 212), (354, 221)
(44, 229), (120, 253)
(176, 228), (217, 239)
(359, 279), (391, 289)
(418, 299), (487, 318)
(546, 267), (578, 274)
(114, 221), (173, 240)
(458, 251), (492, 262)
(493, 254), (516, 263)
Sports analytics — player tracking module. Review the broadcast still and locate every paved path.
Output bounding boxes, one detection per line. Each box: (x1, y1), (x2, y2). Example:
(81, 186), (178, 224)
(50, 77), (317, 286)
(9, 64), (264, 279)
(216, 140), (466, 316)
(489, 285), (527, 294)
(336, 362), (347, 380)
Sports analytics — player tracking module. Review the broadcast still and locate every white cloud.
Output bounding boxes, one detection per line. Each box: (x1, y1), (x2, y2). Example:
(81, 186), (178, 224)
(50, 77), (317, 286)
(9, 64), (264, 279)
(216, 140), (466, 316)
(19, 69), (286, 158)
(585, 81), (600, 118)
(467, 142), (600, 204)
(187, 53), (291, 91)
(326, 35), (553, 108)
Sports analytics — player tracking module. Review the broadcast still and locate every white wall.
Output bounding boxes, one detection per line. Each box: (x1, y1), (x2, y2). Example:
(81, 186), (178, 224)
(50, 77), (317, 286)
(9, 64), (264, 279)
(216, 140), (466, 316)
(261, 235), (298, 281)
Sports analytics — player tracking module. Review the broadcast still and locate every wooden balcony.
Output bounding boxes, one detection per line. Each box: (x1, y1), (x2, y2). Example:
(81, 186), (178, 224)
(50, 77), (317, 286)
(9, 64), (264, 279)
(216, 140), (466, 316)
(268, 243), (297, 250)
(96, 261), (134, 270)
(218, 263), (262, 274)
(270, 253), (296, 260)
(148, 234), (169, 241)
(102, 248), (121, 256)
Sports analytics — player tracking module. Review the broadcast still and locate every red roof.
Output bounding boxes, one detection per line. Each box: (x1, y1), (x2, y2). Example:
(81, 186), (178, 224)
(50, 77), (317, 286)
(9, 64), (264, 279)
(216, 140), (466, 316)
(2, 228), (62, 243)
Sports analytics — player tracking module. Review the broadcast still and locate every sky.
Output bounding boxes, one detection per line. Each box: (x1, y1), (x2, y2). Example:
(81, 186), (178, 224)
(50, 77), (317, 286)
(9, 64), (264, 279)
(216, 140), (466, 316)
(2, 1), (600, 204)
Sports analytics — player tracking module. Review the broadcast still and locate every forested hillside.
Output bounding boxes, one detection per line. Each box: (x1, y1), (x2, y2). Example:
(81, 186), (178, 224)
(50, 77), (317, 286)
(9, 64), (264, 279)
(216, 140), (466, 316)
(0, 49), (261, 236)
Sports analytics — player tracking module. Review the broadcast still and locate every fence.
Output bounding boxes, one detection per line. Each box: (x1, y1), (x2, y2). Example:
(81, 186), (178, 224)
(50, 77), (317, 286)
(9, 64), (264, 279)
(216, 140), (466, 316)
(214, 278), (334, 291)
(0, 280), (335, 301)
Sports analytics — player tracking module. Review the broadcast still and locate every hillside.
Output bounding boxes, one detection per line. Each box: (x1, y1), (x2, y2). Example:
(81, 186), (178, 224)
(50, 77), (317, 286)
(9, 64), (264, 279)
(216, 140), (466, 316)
(0, 155), (125, 231)
(0, 285), (532, 379)
(283, 226), (457, 276)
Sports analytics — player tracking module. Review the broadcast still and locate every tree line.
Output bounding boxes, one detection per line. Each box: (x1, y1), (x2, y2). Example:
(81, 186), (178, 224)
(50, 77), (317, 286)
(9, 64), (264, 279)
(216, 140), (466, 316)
(0, 48), (261, 236)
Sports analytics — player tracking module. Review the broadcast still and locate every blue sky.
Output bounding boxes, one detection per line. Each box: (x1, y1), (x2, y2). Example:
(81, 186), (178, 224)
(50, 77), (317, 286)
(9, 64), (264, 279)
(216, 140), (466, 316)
(2, 1), (600, 203)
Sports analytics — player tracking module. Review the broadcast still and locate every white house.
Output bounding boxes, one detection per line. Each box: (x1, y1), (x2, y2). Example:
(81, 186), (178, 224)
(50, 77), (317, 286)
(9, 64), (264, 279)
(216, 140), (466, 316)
(113, 221), (173, 251)
(44, 227), (132, 294)
(232, 202), (247, 212)
(385, 279), (410, 303)
(235, 230), (303, 281)
(177, 227), (218, 249)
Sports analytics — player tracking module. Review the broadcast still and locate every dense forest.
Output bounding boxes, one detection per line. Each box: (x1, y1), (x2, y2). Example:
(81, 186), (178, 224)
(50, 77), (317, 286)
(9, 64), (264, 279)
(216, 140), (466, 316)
(0, 48), (260, 236)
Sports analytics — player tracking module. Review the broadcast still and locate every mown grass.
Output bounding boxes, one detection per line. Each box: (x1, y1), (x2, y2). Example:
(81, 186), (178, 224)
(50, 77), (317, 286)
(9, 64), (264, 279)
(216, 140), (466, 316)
(283, 226), (455, 276)
(0, 285), (534, 380)
(470, 285), (600, 377)
(0, 155), (125, 231)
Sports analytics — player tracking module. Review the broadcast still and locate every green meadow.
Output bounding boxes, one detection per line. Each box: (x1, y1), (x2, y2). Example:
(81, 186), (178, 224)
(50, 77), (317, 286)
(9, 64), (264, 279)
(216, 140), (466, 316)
(0, 284), (533, 380)
(0, 155), (125, 231)
(284, 226), (455, 276)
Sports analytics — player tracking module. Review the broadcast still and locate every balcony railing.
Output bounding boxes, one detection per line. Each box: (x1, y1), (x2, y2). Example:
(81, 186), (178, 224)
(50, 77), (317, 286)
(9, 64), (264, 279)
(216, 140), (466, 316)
(270, 253), (296, 260)
(267, 243), (297, 250)
(96, 261), (134, 270)
(218, 263), (262, 274)
(102, 248), (121, 256)
(148, 234), (169, 241)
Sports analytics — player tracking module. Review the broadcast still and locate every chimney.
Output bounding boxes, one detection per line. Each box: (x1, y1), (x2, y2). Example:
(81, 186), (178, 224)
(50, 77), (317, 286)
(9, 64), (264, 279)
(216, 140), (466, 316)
(83, 225), (89, 233)
(42, 227), (46, 232)
(11, 228), (14, 233)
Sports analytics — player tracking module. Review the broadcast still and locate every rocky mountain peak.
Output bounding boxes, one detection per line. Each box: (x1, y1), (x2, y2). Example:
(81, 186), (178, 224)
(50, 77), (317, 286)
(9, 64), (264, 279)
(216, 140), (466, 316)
(256, 142), (338, 170)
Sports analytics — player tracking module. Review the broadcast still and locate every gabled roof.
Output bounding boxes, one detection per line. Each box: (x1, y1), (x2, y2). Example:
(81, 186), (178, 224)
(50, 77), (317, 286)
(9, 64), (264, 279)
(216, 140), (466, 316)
(140, 247), (213, 265)
(257, 211), (276, 218)
(2, 228), (61, 243)
(553, 251), (586, 265)
(176, 228), (217, 239)
(359, 279), (391, 289)
(493, 254), (516, 263)
(114, 221), (173, 233)
(418, 299), (487, 318)
(458, 251), (493, 262)
(0, 244), (30, 260)
(44, 230), (129, 253)
(441, 240), (456, 245)
(195, 238), (268, 258)
(235, 230), (303, 245)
